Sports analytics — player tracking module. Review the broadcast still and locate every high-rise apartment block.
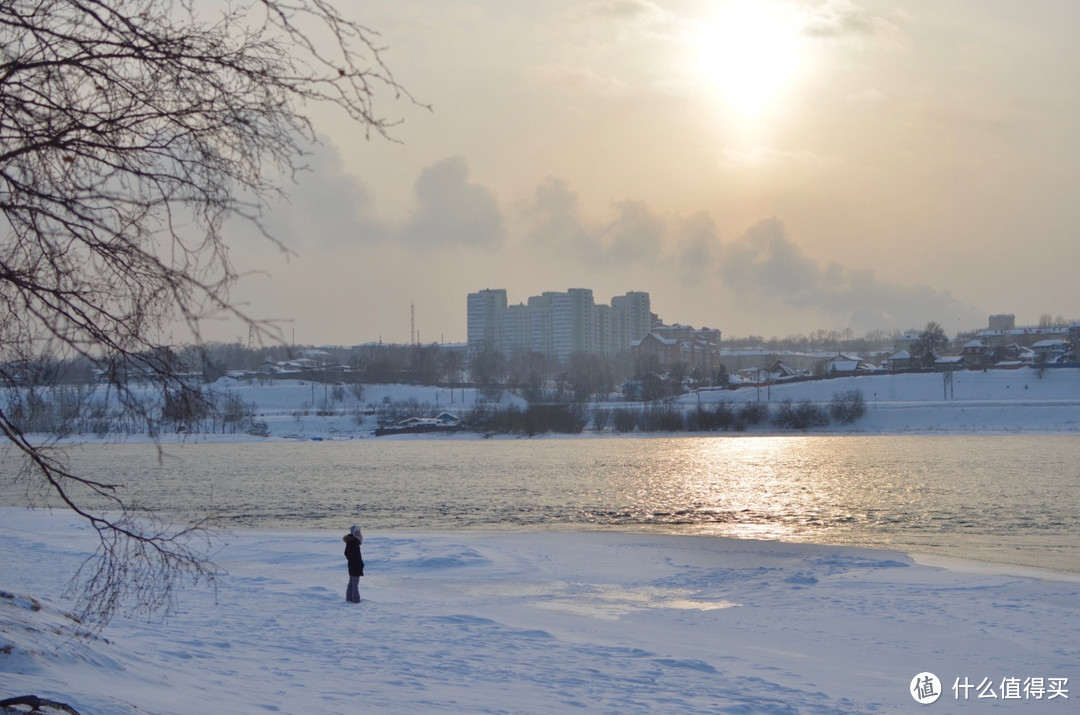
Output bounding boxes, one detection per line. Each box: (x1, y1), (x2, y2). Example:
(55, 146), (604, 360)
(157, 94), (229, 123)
(466, 288), (652, 362)
(466, 289), (507, 352)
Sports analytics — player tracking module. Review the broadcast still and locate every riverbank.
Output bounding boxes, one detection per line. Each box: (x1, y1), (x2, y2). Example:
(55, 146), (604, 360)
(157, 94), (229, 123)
(1, 508), (1078, 713)
(29, 366), (1080, 445)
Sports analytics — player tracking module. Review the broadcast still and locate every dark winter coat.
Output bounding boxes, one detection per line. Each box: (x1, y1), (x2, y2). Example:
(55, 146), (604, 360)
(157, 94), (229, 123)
(343, 534), (364, 577)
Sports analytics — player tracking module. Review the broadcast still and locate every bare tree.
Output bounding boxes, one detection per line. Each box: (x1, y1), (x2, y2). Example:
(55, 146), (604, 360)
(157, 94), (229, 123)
(0, 0), (411, 624)
(916, 321), (948, 365)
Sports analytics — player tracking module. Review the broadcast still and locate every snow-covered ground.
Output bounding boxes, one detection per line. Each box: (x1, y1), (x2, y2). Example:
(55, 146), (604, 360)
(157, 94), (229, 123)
(187, 367), (1080, 441)
(2, 508), (1078, 714)
(3, 368), (1079, 713)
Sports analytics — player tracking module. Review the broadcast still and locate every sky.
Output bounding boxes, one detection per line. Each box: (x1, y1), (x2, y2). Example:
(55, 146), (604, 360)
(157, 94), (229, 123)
(219, 0), (1080, 347)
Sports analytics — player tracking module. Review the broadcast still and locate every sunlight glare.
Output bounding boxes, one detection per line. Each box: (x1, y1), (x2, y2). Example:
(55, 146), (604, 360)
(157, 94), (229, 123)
(696, 1), (805, 119)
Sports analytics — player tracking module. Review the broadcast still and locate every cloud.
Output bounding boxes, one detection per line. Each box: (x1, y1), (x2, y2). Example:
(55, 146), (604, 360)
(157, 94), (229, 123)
(521, 180), (669, 266)
(258, 139), (385, 249)
(673, 212), (722, 284)
(722, 219), (820, 298)
(518, 182), (981, 333)
(599, 200), (666, 263)
(522, 177), (591, 247)
(718, 219), (981, 333)
(801, 1), (904, 48)
(266, 149), (506, 251)
(401, 156), (505, 248)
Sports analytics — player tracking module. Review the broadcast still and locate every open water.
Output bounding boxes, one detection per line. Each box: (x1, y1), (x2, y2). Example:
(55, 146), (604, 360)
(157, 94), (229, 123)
(2, 434), (1077, 573)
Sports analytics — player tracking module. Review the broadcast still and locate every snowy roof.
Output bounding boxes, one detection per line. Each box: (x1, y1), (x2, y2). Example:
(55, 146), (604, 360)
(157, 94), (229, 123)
(632, 334), (679, 347)
(977, 326), (1067, 338)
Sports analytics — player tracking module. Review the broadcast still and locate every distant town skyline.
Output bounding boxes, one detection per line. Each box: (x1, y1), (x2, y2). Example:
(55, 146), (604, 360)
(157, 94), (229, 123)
(205, 1), (1079, 347)
(334, 290), (1073, 352)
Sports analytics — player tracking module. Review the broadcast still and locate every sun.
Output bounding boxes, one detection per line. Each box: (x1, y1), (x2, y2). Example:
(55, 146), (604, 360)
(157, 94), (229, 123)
(695, 1), (805, 119)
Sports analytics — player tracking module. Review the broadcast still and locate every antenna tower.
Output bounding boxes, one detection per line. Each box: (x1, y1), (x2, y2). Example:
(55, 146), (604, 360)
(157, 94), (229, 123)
(411, 302), (415, 345)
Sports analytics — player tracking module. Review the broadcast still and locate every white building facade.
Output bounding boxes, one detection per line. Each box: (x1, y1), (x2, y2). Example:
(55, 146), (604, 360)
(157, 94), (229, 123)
(467, 288), (652, 363)
(466, 289), (507, 353)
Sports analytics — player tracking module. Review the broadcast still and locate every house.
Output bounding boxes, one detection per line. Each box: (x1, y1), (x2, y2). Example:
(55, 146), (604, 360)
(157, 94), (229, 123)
(736, 366), (769, 384)
(893, 331), (922, 354)
(975, 323), (1068, 348)
(934, 356), (966, 371)
(1032, 339), (1069, 363)
(882, 350), (913, 372)
(824, 354), (879, 375)
(631, 333), (680, 367)
(631, 330), (723, 373)
(960, 340), (992, 368)
(991, 343), (1036, 366)
(768, 361), (804, 380)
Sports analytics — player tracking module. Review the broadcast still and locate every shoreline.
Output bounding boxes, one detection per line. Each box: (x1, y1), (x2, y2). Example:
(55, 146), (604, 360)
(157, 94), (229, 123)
(2, 508), (1078, 713)
(5, 505), (1079, 581)
(28, 414), (1080, 446)
(9, 367), (1080, 444)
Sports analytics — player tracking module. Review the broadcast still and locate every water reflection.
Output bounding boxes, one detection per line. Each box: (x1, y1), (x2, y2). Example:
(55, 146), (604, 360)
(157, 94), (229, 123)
(1, 434), (1077, 572)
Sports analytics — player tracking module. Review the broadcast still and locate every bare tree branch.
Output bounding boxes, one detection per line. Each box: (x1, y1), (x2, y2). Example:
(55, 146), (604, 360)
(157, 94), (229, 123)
(0, 0), (414, 624)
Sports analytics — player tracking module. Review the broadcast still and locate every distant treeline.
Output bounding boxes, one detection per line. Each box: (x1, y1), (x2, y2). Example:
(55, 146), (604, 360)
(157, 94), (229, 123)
(4, 381), (867, 439)
(466, 390), (867, 436)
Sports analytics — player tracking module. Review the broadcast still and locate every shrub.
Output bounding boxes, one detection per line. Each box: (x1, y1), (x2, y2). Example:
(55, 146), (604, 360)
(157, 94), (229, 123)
(524, 404), (587, 435)
(640, 400), (684, 432)
(829, 389), (867, 424)
(612, 407), (640, 433)
(773, 398), (829, 430)
(713, 401), (735, 431)
(738, 402), (770, 425)
(592, 407), (612, 432)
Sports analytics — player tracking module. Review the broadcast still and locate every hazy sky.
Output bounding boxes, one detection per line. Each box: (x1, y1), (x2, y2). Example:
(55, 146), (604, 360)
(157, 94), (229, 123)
(221, 0), (1080, 347)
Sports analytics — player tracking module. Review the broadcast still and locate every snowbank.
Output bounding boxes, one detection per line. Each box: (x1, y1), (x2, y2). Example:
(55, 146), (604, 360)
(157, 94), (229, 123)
(1, 508), (1078, 713)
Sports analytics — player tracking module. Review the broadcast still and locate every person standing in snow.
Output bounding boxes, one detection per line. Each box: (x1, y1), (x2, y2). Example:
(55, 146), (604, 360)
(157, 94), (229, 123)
(343, 524), (364, 603)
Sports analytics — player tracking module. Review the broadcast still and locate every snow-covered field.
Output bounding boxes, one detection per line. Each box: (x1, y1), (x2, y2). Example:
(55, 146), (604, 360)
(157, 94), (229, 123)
(2, 508), (1078, 714)
(172, 366), (1080, 441)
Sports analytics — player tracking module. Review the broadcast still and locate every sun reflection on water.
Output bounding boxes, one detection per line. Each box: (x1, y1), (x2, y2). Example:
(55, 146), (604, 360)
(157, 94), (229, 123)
(618, 435), (929, 544)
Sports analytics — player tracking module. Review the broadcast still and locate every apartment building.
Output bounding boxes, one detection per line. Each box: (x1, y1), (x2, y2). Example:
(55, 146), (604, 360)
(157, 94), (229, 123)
(466, 289), (507, 352)
(466, 288), (652, 362)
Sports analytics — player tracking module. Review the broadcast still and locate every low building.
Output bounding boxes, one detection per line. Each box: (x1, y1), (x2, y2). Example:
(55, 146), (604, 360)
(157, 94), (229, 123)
(960, 340), (991, 368)
(882, 350), (913, 372)
(1032, 339), (1069, 363)
(631, 326), (723, 373)
(934, 356), (966, 371)
(825, 354), (879, 375)
(631, 333), (680, 367)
